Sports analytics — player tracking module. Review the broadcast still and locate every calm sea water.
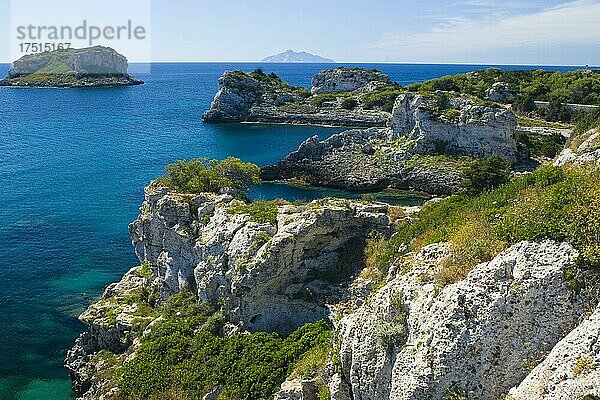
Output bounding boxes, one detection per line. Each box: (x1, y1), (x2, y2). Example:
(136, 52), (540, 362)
(0, 62), (578, 399)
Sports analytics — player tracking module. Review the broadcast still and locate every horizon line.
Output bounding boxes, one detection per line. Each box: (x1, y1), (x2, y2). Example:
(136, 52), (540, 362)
(0, 59), (597, 68)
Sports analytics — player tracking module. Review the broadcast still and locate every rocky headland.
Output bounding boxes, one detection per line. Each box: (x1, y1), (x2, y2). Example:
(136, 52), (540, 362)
(0, 46), (143, 88)
(262, 91), (518, 195)
(205, 67), (526, 195)
(202, 68), (396, 127)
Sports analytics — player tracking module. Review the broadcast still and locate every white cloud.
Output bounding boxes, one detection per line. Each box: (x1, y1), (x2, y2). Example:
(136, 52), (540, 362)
(374, 0), (600, 63)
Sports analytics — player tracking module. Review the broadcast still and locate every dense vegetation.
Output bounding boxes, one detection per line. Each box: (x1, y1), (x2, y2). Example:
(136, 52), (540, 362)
(154, 158), (260, 194)
(407, 69), (600, 106)
(115, 289), (332, 400)
(365, 165), (600, 287)
(362, 84), (403, 112)
(249, 69), (311, 98)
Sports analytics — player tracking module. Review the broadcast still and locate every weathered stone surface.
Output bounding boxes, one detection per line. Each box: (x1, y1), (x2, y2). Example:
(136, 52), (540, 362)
(555, 128), (600, 167)
(508, 304), (600, 400)
(390, 92), (518, 161)
(311, 68), (392, 94)
(129, 185), (391, 335)
(485, 81), (512, 102)
(261, 128), (463, 195)
(263, 92), (518, 195)
(333, 241), (589, 400)
(273, 379), (319, 400)
(65, 266), (149, 399)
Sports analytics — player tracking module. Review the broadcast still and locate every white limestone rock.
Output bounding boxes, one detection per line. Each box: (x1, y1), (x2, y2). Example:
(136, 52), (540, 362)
(311, 68), (392, 94)
(485, 82), (513, 103)
(555, 128), (600, 167)
(508, 305), (600, 400)
(129, 185), (391, 335)
(333, 241), (588, 400)
(390, 92), (518, 162)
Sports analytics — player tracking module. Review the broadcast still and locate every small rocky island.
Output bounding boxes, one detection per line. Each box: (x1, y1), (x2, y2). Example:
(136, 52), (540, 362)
(0, 46), (143, 88)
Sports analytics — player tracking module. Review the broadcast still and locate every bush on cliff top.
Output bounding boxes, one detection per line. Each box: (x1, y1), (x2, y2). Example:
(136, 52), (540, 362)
(154, 157), (260, 194)
(407, 68), (600, 106)
(460, 155), (512, 195)
(366, 165), (600, 286)
(116, 288), (332, 400)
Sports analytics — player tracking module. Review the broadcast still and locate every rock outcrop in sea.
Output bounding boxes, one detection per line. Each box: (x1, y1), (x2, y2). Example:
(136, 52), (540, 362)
(202, 69), (394, 127)
(0, 46), (143, 88)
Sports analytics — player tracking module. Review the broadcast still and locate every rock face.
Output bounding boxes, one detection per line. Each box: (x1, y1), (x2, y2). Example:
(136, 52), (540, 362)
(333, 241), (589, 400)
(65, 266), (151, 398)
(508, 304), (600, 399)
(391, 92), (518, 161)
(262, 93), (518, 194)
(311, 68), (392, 94)
(129, 186), (390, 335)
(202, 69), (392, 127)
(0, 46), (143, 87)
(555, 128), (600, 167)
(261, 128), (464, 195)
(485, 81), (512, 103)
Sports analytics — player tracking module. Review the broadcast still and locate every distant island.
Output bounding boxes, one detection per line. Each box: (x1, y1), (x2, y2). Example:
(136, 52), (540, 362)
(0, 46), (143, 88)
(261, 49), (335, 63)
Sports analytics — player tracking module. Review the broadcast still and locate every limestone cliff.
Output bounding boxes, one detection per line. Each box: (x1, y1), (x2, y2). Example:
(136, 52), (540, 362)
(262, 93), (518, 195)
(328, 241), (593, 400)
(66, 186), (391, 398)
(0, 46), (143, 87)
(129, 186), (390, 335)
(311, 68), (392, 94)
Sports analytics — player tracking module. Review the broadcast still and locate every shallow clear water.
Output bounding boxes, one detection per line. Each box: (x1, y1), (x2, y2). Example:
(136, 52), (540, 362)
(0, 62), (578, 399)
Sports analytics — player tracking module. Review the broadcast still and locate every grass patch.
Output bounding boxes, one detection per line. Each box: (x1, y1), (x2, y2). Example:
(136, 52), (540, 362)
(228, 200), (286, 224)
(364, 165), (600, 287)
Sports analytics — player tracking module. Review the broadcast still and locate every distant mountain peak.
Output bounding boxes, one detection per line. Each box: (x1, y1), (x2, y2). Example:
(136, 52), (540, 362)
(261, 50), (336, 63)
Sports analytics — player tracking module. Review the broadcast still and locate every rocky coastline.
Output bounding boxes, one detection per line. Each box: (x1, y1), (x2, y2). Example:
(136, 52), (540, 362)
(0, 46), (143, 88)
(65, 67), (600, 400)
(204, 67), (532, 195)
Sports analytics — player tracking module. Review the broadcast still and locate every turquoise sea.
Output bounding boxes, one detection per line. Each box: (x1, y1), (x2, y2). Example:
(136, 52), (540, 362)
(0, 62), (578, 399)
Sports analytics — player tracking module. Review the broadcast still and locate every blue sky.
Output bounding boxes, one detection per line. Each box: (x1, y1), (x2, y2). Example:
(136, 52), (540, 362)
(1, 0), (599, 65)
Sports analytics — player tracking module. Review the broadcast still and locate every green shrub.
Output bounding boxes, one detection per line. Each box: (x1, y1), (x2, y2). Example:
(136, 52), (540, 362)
(311, 93), (348, 107)
(116, 304), (332, 400)
(228, 200), (285, 224)
(341, 98), (358, 110)
(460, 155), (512, 196)
(408, 69), (600, 108)
(139, 260), (152, 280)
(154, 157), (260, 194)
(363, 165), (600, 288)
(362, 85), (403, 112)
